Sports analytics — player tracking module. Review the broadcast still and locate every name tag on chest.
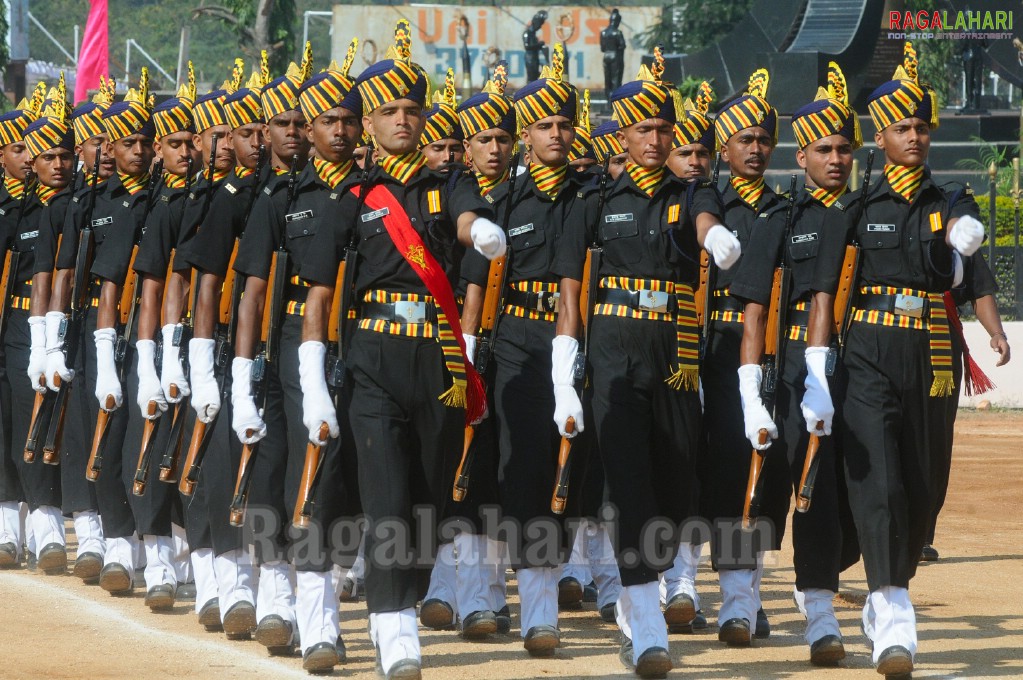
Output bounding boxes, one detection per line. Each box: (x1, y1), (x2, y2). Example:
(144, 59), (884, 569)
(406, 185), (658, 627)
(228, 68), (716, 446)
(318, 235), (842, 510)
(286, 210), (313, 223)
(509, 223), (534, 237)
(361, 207), (389, 222)
(605, 213), (634, 223)
(20, 230), (39, 240)
(791, 233), (818, 244)
(92, 216), (113, 227)
(867, 224), (895, 232)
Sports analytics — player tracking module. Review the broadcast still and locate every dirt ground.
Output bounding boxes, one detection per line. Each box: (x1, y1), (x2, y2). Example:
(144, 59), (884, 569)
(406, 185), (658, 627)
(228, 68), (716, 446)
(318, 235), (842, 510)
(2, 410), (1021, 679)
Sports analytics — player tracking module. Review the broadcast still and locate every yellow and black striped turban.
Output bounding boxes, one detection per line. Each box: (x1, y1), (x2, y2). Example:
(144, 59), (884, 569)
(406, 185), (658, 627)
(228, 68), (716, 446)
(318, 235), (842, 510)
(673, 81), (714, 149)
(72, 75), (115, 145)
(193, 59), (244, 133)
(590, 120), (623, 163)
(262, 42), (313, 121)
(792, 62), (862, 150)
(421, 69), (463, 145)
(25, 74), (73, 157)
(103, 67), (155, 141)
(457, 61), (515, 138)
(357, 21), (428, 114)
(226, 55), (269, 130)
(0, 81), (46, 147)
(867, 42), (939, 132)
(568, 89), (592, 161)
(610, 47), (678, 127)
(714, 68), (777, 150)
(299, 38), (360, 122)
(514, 43), (578, 130)
(152, 63), (196, 139)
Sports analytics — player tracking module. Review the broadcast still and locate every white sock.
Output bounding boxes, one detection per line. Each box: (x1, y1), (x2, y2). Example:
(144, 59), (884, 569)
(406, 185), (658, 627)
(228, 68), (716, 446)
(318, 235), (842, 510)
(215, 549), (256, 620)
(424, 542), (456, 613)
(803, 588), (841, 645)
(718, 569), (756, 629)
(752, 552), (765, 611)
(105, 536), (138, 575)
(21, 503), (33, 555)
(486, 538), (508, 611)
(191, 547), (218, 613)
(615, 585), (633, 641)
(29, 506), (66, 549)
(143, 535), (176, 588)
(561, 521), (592, 584)
(626, 581), (669, 662)
(588, 525), (622, 609)
(72, 511), (105, 556)
(660, 541), (699, 605)
(0, 501), (23, 555)
(454, 533), (492, 620)
(372, 608), (420, 673)
(171, 523), (192, 583)
(867, 586), (917, 664)
(296, 570), (340, 653)
(517, 567), (558, 636)
(255, 560), (296, 626)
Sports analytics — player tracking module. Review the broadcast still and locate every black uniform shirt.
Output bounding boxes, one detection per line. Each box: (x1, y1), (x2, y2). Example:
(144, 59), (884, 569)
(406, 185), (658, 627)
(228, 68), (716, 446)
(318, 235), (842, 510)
(812, 170), (980, 296)
(56, 173), (151, 284)
(133, 181), (189, 277)
(233, 163), (360, 281)
(176, 172), (227, 259)
(299, 163), (492, 295)
(551, 171), (721, 286)
(952, 251), (999, 306)
(50, 176), (108, 273)
(1, 191), (49, 290)
(30, 190), (73, 276)
(715, 181), (788, 294)
(179, 167), (265, 278)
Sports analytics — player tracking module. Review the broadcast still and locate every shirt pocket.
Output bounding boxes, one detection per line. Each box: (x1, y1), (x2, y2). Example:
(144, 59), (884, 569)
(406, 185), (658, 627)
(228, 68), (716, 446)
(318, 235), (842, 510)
(509, 222), (548, 277)
(600, 213), (642, 264)
(858, 222), (901, 277)
(787, 233), (820, 263)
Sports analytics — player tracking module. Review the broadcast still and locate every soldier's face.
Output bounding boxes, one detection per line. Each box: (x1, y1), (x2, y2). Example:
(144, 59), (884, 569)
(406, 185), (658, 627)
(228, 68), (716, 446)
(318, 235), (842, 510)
(422, 138), (464, 170)
(353, 145), (370, 169)
(194, 125), (235, 172)
(464, 129), (514, 180)
(76, 134), (116, 179)
(306, 106), (361, 164)
(797, 134), (853, 192)
(32, 147), (74, 189)
(228, 123), (264, 170)
(522, 115), (574, 167)
(0, 142), (33, 181)
(666, 143), (711, 180)
(570, 157), (597, 173)
(618, 118), (673, 169)
(154, 130), (196, 177)
(876, 118), (930, 167)
(107, 133), (155, 176)
(721, 126), (774, 180)
(364, 99), (425, 157)
(264, 110), (309, 167)
(607, 152), (628, 179)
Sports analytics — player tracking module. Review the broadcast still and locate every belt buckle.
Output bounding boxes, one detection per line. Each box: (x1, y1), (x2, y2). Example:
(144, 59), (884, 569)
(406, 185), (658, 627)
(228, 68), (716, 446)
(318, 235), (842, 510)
(536, 292), (560, 314)
(638, 290), (669, 313)
(394, 300), (429, 324)
(893, 294), (925, 319)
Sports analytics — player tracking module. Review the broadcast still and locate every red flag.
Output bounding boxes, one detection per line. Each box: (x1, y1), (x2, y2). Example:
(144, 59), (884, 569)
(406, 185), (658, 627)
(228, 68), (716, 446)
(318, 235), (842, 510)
(74, 0), (108, 104)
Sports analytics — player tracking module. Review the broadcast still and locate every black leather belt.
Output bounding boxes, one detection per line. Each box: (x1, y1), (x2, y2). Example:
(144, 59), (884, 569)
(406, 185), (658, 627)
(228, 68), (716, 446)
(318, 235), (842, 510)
(597, 288), (677, 313)
(506, 287), (559, 314)
(710, 295), (744, 314)
(361, 300), (438, 324)
(788, 308), (809, 327)
(858, 292), (927, 319)
(284, 283), (309, 305)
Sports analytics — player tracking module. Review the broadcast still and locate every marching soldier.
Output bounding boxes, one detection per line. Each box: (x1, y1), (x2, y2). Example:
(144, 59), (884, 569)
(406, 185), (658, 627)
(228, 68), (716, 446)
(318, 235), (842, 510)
(802, 43), (986, 677)
(297, 21), (505, 679)
(567, 90), (596, 175)
(701, 69), (790, 646)
(553, 55), (739, 677)
(0, 85), (45, 568)
(730, 63), (860, 665)
(419, 70), (465, 170)
(229, 46), (314, 656)
(590, 120), (627, 180)
(39, 78), (117, 582)
(177, 61), (270, 640)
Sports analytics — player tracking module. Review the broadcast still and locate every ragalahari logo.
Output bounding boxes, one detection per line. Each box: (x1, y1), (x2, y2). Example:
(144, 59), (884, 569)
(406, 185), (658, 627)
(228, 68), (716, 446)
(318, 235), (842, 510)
(888, 9), (1014, 40)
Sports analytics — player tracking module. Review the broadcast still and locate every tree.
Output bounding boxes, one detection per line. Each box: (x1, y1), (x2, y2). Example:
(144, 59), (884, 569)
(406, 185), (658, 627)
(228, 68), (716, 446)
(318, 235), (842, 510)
(192, 0), (296, 76)
(637, 0), (755, 54)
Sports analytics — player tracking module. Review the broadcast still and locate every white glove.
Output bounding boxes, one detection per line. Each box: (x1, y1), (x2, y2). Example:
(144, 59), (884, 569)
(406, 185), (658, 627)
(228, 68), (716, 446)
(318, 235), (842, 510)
(298, 341), (339, 446)
(737, 364), (778, 451)
(231, 357), (266, 444)
(135, 339), (167, 419)
(948, 214), (984, 256)
(551, 334), (584, 437)
(703, 224), (742, 270)
(470, 216), (507, 260)
(951, 251), (965, 288)
(44, 310), (73, 390)
(160, 324), (190, 403)
(94, 328), (122, 411)
(27, 316), (48, 392)
(464, 334), (478, 367)
(801, 346), (834, 436)
(188, 338), (220, 423)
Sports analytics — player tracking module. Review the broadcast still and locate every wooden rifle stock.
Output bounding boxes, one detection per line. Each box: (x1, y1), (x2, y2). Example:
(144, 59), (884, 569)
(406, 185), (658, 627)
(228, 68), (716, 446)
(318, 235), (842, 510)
(741, 429), (770, 531)
(86, 395), (116, 481)
(230, 432), (258, 527)
(795, 423), (824, 513)
(178, 420), (207, 496)
(132, 401), (161, 495)
(24, 379), (47, 463)
(551, 417), (576, 514)
(293, 423), (330, 529)
(452, 425), (475, 502)
(832, 245), (860, 344)
(694, 250), (709, 328)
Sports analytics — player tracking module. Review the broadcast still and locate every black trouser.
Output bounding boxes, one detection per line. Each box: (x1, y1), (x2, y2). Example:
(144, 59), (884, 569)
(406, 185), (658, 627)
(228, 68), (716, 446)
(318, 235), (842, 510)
(4, 308), (61, 510)
(491, 314), (584, 568)
(278, 313), (360, 573)
(700, 320), (789, 569)
(0, 321), (26, 505)
(926, 333), (964, 546)
(837, 321), (940, 590)
(589, 315), (700, 586)
(346, 328), (462, 614)
(56, 308), (101, 515)
(775, 337), (847, 592)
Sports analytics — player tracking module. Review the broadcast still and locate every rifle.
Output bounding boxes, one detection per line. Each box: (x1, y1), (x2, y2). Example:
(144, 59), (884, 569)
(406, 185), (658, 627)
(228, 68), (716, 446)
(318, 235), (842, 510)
(452, 152), (519, 502)
(230, 155), (299, 526)
(48, 152), (104, 467)
(179, 145), (267, 496)
(796, 150), (874, 513)
(294, 159), (372, 526)
(742, 174), (796, 531)
(551, 155), (610, 515)
(90, 165), (161, 481)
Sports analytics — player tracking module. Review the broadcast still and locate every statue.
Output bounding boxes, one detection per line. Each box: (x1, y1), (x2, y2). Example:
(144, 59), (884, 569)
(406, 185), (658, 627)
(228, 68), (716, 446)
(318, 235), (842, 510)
(523, 11), (548, 82)
(601, 9), (626, 94)
(961, 35), (988, 111)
